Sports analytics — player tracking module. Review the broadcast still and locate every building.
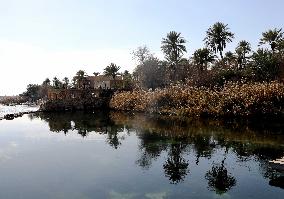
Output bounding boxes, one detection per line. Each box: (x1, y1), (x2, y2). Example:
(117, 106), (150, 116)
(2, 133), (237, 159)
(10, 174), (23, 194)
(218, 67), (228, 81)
(47, 75), (124, 100)
(87, 75), (124, 89)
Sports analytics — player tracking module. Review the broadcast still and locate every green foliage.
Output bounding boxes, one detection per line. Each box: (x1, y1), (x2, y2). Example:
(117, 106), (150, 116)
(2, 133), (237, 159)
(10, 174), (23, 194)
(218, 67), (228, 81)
(22, 84), (41, 101)
(52, 77), (62, 89)
(251, 49), (280, 81)
(204, 22), (234, 58)
(72, 70), (87, 89)
(161, 31), (187, 65)
(259, 28), (284, 52)
(193, 48), (215, 71)
(62, 77), (69, 88)
(103, 63), (121, 80)
(235, 40), (251, 68)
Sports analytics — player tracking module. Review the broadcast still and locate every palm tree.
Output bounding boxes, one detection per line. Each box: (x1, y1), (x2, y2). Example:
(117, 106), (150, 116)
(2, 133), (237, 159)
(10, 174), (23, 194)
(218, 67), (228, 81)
(62, 77), (69, 88)
(224, 51), (236, 65)
(42, 78), (51, 87)
(52, 77), (62, 89)
(235, 40), (251, 68)
(72, 70), (87, 89)
(259, 28), (284, 52)
(193, 48), (215, 71)
(161, 31), (187, 65)
(204, 22), (234, 59)
(104, 63), (121, 80)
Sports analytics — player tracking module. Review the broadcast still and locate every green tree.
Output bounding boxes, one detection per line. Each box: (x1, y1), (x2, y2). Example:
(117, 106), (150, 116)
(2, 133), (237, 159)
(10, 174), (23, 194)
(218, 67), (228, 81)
(62, 77), (69, 88)
(259, 28), (284, 52)
(103, 63), (121, 80)
(193, 48), (215, 71)
(161, 31), (187, 65)
(251, 48), (280, 81)
(42, 78), (51, 87)
(22, 84), (41, 101)
(204, 22), (234, 59)
(224, 51), (236, 66)
(235, 40), (251, 68)
(72, 70), (87, 89)
(52, 77), (62, 89)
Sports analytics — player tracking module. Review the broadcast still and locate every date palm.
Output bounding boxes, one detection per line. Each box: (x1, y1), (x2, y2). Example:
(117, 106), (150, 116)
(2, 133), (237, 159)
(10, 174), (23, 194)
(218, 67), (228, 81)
(235, 40), (251, 68)
(224, 51), (236, 65)
(193, 48), (215, 71)
(161, 31), (187, 65)
(259, 28), (284, 52)
(204, 22), (234, 59)
(104, 63), (121, 80)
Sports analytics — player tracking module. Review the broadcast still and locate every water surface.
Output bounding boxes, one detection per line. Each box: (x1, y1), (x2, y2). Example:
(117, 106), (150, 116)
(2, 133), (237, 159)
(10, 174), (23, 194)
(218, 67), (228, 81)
(0, 104), (39, 118)
(0, 111), (283, 199)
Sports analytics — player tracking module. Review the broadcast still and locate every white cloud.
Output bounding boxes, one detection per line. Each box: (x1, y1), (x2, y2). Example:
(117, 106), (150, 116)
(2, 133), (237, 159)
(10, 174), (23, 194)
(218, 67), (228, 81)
(0, 40), (136, 95)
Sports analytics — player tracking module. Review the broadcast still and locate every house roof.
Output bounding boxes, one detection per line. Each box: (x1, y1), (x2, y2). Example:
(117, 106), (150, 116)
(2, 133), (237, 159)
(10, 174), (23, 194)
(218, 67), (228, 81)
(87, 75), (123, 82)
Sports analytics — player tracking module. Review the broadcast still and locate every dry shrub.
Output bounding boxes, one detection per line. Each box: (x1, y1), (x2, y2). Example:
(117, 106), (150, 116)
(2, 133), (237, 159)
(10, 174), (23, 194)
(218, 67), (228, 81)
(110, 81), (284, 117)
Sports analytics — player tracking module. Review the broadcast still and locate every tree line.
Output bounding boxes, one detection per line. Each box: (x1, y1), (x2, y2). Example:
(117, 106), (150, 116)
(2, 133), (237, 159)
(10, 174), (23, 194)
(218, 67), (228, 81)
(21, 22), (284, 100)
(133, 22), (284, 89)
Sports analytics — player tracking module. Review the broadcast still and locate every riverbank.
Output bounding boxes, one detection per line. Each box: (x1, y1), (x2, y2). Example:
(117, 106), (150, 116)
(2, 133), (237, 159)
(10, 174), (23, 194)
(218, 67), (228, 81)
(110, 81), (284, 118)
(0, 104), (39, 120)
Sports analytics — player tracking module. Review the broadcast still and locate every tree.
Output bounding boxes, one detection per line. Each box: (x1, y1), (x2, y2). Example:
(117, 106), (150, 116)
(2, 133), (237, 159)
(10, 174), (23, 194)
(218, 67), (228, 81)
(52, 77), (62, 89)
(193, 48), (215, 71)
(62, 77), (69, 88)
(134, 56), (168, 89)
(251, 48), (280, 81)
(235, 40), (251, 68)
(204, 22), (234, 59)
(161, 31), (187, 65)
(22, 84), (41, 101)
(224, 51), (236, 66)
(132, 45), (152, 64)
(72, 70), (88, 89)
(122, 70), (133, 89)
(42, 78), (51, 87)
(103, 63), (121, 80)
(259, 28), (284, 52)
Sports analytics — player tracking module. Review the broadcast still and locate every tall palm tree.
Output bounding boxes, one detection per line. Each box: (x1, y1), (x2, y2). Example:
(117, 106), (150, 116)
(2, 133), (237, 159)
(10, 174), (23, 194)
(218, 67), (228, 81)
(204, 22), (234, 59)
(72, 70), (87, 89)
(235, 40), (251, 68)
(161, 31), (187, 65)
(103, 63), (121, 80)
(224, 51), (236, 65)
(62, 77), (69, 88)
(193, 48), (215, 71)
(259, 28), (284, 52)
(52, 77), (61, 89)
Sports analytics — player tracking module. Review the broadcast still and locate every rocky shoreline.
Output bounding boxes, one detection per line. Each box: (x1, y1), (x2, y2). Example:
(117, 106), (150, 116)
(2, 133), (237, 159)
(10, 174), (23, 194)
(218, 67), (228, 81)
(0, 110), (39, 121)
(39, 97), (111, 112)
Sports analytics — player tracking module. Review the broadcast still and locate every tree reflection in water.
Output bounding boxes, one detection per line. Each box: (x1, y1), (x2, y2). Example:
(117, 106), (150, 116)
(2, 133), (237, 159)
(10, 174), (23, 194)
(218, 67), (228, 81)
(31, 111), (284, 188)
(163, 142), (189, 184)
(205, 158), (236, 194)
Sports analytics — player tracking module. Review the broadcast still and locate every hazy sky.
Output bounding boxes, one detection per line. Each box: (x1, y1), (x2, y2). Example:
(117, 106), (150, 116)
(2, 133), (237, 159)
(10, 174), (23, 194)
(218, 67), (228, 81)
(0, 0), (283, 95)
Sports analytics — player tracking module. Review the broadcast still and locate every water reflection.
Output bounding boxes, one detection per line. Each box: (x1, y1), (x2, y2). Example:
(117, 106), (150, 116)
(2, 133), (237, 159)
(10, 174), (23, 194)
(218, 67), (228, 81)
(32, 111), (284, 192)
(163, 141), (189, 184)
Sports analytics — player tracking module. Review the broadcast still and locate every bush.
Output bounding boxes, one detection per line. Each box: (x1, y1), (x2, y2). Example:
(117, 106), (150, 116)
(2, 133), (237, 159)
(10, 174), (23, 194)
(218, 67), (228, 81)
(110, 81), (284, 117)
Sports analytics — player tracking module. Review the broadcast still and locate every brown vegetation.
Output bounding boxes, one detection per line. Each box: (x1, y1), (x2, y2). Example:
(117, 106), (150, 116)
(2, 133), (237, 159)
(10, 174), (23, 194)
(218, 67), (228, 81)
(110, 81), (284, 117)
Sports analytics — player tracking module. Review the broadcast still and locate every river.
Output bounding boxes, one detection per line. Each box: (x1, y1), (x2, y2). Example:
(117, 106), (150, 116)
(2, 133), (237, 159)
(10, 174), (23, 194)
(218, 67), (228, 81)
(0, 111), (283, 199)
(0, 104), (39, 118)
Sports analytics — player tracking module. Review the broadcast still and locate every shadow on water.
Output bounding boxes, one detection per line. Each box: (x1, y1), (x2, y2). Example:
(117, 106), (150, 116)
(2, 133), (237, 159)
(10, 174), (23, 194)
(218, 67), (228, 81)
(30, 111), (284, 193)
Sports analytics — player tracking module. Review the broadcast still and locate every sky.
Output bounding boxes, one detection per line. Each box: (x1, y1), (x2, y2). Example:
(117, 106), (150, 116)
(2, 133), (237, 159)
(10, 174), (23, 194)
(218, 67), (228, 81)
(0, 0), (283, 95)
